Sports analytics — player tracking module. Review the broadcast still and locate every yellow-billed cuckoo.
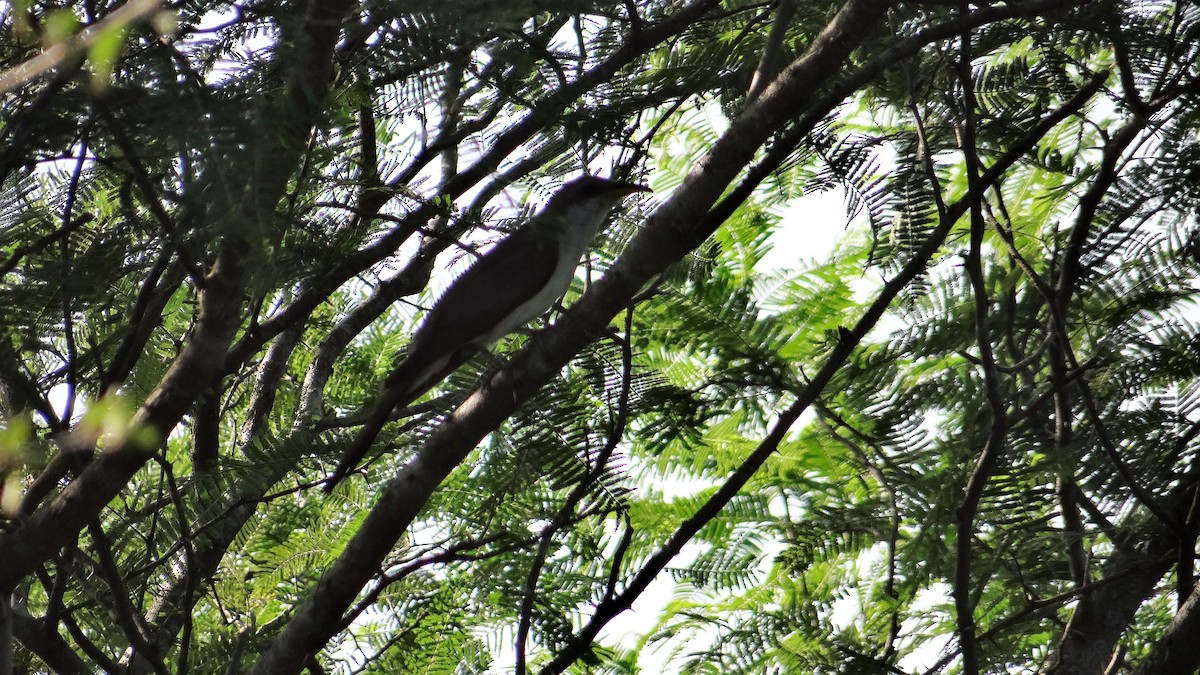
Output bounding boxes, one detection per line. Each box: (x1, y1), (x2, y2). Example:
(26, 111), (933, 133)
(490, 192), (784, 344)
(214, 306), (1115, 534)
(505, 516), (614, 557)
(325, 175), (651, 490)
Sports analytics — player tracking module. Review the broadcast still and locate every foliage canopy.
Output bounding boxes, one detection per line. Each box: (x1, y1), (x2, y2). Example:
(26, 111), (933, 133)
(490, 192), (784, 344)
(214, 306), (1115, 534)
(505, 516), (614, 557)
(2, 0), (1200, 673)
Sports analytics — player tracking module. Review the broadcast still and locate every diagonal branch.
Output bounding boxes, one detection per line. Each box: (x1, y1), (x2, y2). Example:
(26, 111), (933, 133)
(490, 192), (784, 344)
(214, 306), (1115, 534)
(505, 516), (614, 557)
(747, 0), (798, 101)
(0, 0), (165, 96)
(10, 608), (91, 674)
(1129, 577), (1200, 674)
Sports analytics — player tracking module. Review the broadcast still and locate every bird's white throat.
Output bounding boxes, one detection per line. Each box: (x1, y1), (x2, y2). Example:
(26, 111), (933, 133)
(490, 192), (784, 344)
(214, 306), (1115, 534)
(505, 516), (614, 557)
(552, 198), (620, 261)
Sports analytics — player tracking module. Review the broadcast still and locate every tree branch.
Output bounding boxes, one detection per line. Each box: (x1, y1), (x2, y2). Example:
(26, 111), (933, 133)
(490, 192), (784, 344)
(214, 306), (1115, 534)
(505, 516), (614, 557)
(951, 12), (1010, 673)
(1129, 578), (1200, 674)
(10, 609), (91, 674)
(0, 0), (165, 96)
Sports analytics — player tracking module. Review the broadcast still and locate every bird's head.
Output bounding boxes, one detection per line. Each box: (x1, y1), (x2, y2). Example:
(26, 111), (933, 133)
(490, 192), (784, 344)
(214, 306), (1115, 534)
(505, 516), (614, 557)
(542, 175), (651, 235)
(556, 174), (652, 203)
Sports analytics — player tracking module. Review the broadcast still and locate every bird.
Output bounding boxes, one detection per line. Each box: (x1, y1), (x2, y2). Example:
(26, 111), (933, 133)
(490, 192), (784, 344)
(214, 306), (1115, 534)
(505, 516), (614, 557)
(325, 175), (651, 490)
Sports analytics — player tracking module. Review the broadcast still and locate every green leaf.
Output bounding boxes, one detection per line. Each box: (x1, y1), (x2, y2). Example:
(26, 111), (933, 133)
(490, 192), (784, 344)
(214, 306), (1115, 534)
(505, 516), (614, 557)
(87, 22), (128, 91)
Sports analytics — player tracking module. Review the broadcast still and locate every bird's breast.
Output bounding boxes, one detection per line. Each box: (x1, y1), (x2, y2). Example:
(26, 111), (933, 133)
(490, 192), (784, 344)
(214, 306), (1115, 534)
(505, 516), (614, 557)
(476, 249), (573, 346)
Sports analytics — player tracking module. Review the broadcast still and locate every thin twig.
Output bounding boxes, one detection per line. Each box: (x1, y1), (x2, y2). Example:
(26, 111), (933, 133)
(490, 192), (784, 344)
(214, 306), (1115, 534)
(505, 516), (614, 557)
(747, 0), (798, 101)
(951, 10), (1010, 672)
(515, 307), (636, 673)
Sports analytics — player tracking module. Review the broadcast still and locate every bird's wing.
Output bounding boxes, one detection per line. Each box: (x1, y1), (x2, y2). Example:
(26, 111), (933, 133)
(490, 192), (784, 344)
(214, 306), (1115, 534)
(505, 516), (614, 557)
(408, 227), (560, 359)
(330, 230), (563, 491)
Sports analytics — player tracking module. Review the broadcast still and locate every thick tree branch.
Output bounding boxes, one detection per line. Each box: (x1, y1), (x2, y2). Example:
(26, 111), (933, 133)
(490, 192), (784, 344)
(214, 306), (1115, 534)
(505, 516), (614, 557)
(1045, 510), (1175, 675)
(10, 609), (91, 674)
(747, 0), (798, 101)
(0, 0), (165, 95)
(239, 324), (304, 444)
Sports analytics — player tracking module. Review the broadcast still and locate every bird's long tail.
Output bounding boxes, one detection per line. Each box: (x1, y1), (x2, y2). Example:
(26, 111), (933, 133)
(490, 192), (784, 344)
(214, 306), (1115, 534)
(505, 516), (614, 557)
(323, 350), (472, 492)
(324, 383), (412, 492)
